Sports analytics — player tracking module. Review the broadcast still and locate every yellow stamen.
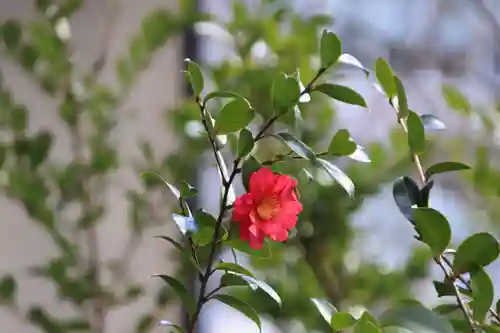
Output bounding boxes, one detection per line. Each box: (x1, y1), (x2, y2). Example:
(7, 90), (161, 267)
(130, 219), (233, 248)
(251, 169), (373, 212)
(256, 196), (280, 220)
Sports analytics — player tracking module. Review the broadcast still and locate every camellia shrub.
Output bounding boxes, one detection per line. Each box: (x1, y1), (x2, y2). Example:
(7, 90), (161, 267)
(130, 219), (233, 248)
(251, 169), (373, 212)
(150, 28), (500, 333)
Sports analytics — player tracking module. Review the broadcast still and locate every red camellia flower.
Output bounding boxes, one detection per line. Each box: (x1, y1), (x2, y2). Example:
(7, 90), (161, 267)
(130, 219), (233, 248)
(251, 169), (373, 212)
(231, 168), (303, 249)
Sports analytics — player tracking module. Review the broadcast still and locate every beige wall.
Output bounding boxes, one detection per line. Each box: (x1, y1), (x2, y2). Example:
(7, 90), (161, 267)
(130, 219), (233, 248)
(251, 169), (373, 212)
(0, 0), (183, 332)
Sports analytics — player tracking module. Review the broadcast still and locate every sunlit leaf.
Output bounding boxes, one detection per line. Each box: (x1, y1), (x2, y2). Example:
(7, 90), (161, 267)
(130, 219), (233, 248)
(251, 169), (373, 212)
(442, 85), (471, 116)
(237, 128), (255, 158)
(374, 58), (396, 97)
(215, 262), (255, 278)
(203, 91), (241, 105)
(420, 114), (446, 131)
(311, 298), (337, 324)
(331, 312), (357, 330)
(314, 83), (367, 107)
(380, 304), (455, 333)
(407, 110), (425, 155)
(319, 30), (341, 69)
(453, 232), (500, 275)
(184, 58), (204, 96)
(393, 76), (408, 118)
(316, 158), (354, 197)
(328, 129), (357, 156)
(272, 72), (301, 109)
(425, 162), (470, 180)
(215, 97), (255, 134)
(412, 208), (451, 256)
(338, 53), (369, 76)
(272, 132), (315, 160)
(470, 265), (494, 322)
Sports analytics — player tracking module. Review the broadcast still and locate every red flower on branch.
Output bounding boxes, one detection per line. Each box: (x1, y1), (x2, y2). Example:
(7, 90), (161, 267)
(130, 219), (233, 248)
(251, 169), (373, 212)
(231, 168), (303, 249)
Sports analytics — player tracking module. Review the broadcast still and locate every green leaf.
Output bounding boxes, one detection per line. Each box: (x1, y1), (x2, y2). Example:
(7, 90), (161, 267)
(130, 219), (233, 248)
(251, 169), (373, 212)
(203, 91), (241, 105)
(338, 53), (369, 76)
(497, 299), (500, 318)
(420, 114), (446, 131)
(316, 158), (354, 197)
(215, 97), (255, 134)
(374, 58), (396, 97)
(184, 58), (204, 96)
(0, 145), (6, 170)
(153, 235), (184, 252)
(412, 208), (451, 256)
(272, 132), (315, 160)
(425, 162), (470, 180)
(215, 263), (255, 278)
(153, 236), (201, 273)
(212, 294), (261, 332)
(272, 73), (301, 109)
(433, 280), (455, 298)
(225, 238), (271, 258)
(380, 304), (455, 333)
(355, 319), (380, 333)
(319, 30), (341, 69)
(192, 210), (217, 246)
(1, 20), (22, 50)
(394, 76), (409, 118)
(331, 312), (357, 330)
(241, 156), (262, 192)
(311, 298), (336, 324)
(220, 273), (249, 288)
(179, 181), (197, 197)
(30, 131), (53, 169)
(154, 275), (195, 315)
(19, 45), (39, 70)
(238, 128), (254, 158)
(407, 110), (425, 155)
(470, 266), (494, 322)
(0, 275), (16, 303)
(453, 232), (500, 275)
(433, 303), (460, 315)
(314, 83), (367, 107)
(328, 129), (357, 156)
(442, 85), (471, 116)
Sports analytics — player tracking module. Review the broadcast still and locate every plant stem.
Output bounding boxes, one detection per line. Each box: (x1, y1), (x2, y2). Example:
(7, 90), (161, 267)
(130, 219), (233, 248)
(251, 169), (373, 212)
(396, 117), (477, 332)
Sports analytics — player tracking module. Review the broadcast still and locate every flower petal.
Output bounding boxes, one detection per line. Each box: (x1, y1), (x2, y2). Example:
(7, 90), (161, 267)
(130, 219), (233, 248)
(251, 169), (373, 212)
(232, 193), (253, 222)
(249, 168), (275, 201)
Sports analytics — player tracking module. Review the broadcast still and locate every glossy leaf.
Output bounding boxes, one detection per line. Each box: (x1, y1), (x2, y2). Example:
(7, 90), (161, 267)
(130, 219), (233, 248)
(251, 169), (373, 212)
(184, 58), (204, 96)
(272, 132), (315, 160)
(420, 114), (446, 131)
(212, 294), (261, 332)
(314, 83), (367, 107)
(272, 73), (301, 108)
(316, 158), (355, 197)
(319, 30), (341, 69)
(215, 263), (255, 278)
(311, 298), (336, 324)
(407, 110), (425, 155)
(349, 145), (371, 163)
(393, 76), (409, 118)
(453, 232), (500, 275)
(203, 91), (241, 105)
(412, 208), (451, 256)
(338, 53), (369, 76)
(215, 97), (254, 134)
(470, 265), (494, 322)
(241, 156), (262, 192)
(171, 213), (197, 235)
(380, 304), (455, 333)
(328, 129), (357, 156)
(331, 312), (357, 330)
(158, 320), (183, 333)
(374, 58), (396, 97)
(392, 176), (420, 222)
(237, 128), (254, 158)
(154, 275), (196, 315)
(425, 162), (470, 180)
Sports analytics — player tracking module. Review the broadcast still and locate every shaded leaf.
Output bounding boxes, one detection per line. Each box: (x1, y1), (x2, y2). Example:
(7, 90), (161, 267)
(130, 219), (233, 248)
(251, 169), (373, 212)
(237, 128), (254, 158)
(215, 97), (254, 134)
(0, 275), (16, 303)
(184, 58), (204, 96)
(420, 114), (446, 131)
(380, 304), (455, 333)
(425, 162), (470, 180)
(1, 20), (22, 50)
(316, 158), (354, 197)
(393, 76), (409, 118)
(241, 156), (262, 192)
(470, 265), (494, 322)
(392, 176), (420, 221)
(453, 232), (499, 275)
(154, 275), (196, 315)
(212, 294), (261, 332)
(412, 208), (451, 256)
(407, 110), (425, 155)
(314, 83), (367, 107)
(230, 273), (282, 306)
(433, 280), (455, 298)
(203, 91), (241, 105)
(374, 58), (396, 97)
(153, 235), (184, 252)
(319, 30), (341, 69)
